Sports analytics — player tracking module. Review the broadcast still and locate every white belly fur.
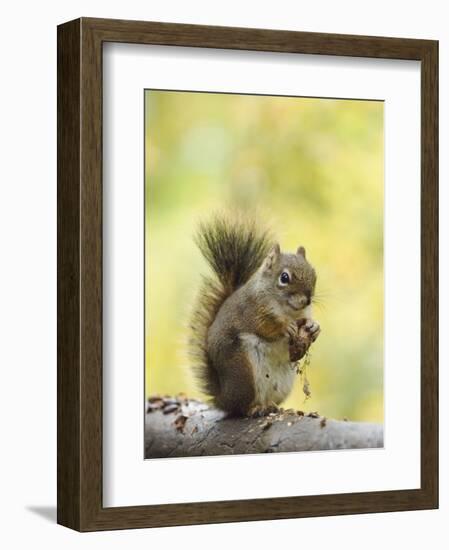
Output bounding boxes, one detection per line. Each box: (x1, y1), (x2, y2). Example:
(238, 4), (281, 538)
(240, 333), (296, 407)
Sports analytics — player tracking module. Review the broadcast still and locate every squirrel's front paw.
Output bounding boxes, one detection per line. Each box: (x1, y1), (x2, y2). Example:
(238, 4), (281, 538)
(288, 319), (320, 362)
(301, 319), (321, 343)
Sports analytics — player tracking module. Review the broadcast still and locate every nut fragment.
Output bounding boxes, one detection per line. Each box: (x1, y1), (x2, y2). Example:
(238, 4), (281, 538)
(174, 414), (188, 433)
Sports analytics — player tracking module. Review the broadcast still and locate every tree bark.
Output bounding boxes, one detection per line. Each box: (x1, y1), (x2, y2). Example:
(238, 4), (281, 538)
(145, 396), (383, 459)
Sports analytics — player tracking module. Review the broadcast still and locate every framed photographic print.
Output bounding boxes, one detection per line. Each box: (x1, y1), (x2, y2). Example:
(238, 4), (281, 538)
(57, 17), (438, 531)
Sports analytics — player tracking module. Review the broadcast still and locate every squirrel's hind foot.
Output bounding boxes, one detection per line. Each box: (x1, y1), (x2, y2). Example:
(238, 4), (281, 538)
(247, 404), (279, 418)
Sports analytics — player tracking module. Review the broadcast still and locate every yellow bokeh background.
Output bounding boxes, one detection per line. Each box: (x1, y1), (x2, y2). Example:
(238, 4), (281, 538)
(145, 90), (384, 423)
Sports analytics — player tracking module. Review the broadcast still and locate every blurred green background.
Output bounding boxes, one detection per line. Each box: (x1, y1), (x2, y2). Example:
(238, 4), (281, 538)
(145, 90), (384, 423)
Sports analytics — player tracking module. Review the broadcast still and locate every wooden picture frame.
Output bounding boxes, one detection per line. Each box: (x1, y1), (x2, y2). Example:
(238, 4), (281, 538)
(57, 17), (438, 531)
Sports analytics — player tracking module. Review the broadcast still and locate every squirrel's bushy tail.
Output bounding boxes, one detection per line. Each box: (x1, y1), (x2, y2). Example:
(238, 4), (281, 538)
(189, 216), (273, 397)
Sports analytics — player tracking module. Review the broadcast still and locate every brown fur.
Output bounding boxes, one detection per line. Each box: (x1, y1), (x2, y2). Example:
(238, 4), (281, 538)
(189, 217), (273, 399)
(189, 217), (318, 416)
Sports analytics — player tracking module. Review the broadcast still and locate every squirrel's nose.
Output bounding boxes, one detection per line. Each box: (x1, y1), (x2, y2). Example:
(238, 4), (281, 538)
(305, 291), (311, 306)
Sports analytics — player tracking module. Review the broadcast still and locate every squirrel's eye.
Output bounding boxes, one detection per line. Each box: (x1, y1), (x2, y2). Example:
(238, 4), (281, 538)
(279, 271), (290, 285)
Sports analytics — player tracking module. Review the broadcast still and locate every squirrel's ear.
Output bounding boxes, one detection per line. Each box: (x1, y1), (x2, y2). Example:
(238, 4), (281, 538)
(262, 243), (281, 271)
(297, 246), (306, 259)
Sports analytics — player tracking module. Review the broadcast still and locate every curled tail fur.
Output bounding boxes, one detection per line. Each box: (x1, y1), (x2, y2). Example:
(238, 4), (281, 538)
(189, 216), (273, 397)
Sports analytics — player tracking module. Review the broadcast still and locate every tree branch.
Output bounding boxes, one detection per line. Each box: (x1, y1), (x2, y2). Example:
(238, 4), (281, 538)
(145, 396), (383, 458)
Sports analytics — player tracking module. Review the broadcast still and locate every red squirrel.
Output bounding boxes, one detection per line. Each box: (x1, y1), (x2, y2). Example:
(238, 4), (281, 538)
(190, 216), (320, 417)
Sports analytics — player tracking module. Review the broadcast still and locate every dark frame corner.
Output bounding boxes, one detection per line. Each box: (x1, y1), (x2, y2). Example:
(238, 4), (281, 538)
(57, 17), (438, 532)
